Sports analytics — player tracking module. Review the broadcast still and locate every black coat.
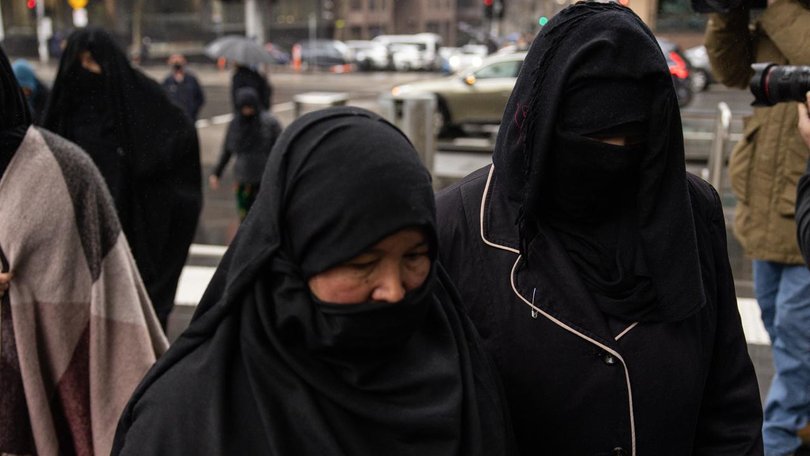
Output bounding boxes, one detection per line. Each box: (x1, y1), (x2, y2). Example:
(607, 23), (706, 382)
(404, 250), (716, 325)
(436, 166), (764, 456)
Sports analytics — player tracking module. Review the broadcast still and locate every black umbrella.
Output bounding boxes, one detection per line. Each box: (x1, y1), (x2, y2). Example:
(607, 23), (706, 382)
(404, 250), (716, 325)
(205, 35), (276, 66)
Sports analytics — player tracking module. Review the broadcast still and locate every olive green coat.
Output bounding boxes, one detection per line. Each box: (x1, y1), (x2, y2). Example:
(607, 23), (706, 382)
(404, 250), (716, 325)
(705, 0), (810, 264)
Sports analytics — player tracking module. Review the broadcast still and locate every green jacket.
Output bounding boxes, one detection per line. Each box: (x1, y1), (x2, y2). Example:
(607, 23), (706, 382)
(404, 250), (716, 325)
(705, 0), (810, 264)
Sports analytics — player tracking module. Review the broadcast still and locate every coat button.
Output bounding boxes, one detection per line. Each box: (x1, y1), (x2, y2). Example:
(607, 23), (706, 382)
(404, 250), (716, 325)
(612, 447), (627, 456)
(602, 353), (616, 365)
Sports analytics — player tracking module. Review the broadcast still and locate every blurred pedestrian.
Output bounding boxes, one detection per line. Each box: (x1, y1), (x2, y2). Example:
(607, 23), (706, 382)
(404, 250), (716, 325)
(795, 92), (810, 271)
(706, 1), (810, 453)
(11, 59), (50, 125)
(231, 62), (272, 111)
(793, 91), (810, 451)
(0, 44), (166, 456)
(209, 87), (282, 221)
(436, 3), (763, 455)
(42, 28), (202, 329)
(161, 53), (205, 121)
(112, 107), (516, 456)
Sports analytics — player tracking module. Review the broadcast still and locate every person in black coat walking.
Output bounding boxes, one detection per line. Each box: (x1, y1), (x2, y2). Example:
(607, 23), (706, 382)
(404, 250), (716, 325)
(42, 28), (202, 329)
(435, 3), (763, 455)
(162, 54), (205, 121)
(209, 87), (282, 221)
(112, 107), (516, 456)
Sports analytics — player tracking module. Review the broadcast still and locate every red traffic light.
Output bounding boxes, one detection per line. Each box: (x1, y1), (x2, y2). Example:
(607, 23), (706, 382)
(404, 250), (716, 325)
(483, 0), (493, 5)
(26, 0), (36, 9)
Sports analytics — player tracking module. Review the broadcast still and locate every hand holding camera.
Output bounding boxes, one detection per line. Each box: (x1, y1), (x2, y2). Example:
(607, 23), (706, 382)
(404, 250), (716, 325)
(798, 91), (810, 149)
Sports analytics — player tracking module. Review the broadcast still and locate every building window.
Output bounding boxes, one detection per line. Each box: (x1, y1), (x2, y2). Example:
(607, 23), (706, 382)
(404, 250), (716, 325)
(351, 0), (362, 10)
(657, 0), (707, 31)
(369, 0), (377, 11)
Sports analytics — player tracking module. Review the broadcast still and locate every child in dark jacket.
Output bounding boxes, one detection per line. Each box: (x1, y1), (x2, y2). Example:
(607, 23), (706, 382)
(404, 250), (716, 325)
(210, 87), (282, 221)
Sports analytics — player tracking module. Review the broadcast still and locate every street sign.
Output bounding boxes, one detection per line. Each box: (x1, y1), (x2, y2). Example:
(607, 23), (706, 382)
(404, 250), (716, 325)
(68, 0), (88, 10)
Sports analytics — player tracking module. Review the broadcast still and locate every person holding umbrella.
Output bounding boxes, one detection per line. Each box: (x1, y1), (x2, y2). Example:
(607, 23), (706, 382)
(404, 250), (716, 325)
(205, 35), (274, 111)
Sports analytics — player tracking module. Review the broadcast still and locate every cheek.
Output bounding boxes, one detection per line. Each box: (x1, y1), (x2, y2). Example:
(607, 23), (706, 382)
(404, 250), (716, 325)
(402, 259), (431, 291)
(308, 273), (372, 304)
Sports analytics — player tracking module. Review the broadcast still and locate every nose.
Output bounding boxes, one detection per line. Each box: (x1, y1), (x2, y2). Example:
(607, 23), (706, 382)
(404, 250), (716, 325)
(371, 266), (406, 303)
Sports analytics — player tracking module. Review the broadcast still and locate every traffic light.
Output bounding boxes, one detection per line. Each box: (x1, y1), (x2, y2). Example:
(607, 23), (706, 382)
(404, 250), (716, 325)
(26, 0), (36, 9)
(538, 16), (549, 26)
(484, 0), (493, 19)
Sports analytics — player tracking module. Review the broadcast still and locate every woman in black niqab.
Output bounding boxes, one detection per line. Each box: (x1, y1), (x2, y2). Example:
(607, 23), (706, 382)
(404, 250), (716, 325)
(42, 28), (202, 327)
(112, 107), (515, 456)
(0, 45), (31, 180)
(435, 3), (763, 454)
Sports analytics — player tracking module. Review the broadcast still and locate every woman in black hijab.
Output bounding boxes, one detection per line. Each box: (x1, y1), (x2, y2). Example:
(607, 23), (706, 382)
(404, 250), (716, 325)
(436, 3), (763, 455)
(112, 107), (515, 456)
(42, 28), (202, 328)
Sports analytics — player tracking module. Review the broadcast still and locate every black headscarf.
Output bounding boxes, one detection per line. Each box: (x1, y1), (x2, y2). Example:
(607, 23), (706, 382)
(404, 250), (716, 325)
(226, 87), (264, 153)
(0, 45), (32, 180)
(493, 2), (705, 322)
(42, 28), (202, 325)
(113, 107), (514, 456)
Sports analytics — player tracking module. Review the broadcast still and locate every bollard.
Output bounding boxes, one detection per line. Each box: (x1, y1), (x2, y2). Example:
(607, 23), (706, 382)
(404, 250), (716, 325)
(378, 92), (437, 176)
(706, 102), (731, 191)
(292, 91), (349, 118)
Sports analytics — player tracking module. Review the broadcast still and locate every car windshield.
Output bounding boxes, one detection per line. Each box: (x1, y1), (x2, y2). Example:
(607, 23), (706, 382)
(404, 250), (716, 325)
(472, 60), (522, 79)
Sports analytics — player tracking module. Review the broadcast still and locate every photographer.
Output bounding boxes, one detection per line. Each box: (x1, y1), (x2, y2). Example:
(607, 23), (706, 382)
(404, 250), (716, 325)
(797, 92), (810, 263)
(706, 1), (810, 454)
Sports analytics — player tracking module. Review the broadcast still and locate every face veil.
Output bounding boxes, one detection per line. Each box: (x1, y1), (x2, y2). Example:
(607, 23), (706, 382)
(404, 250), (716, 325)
(492, 2), (706, 323)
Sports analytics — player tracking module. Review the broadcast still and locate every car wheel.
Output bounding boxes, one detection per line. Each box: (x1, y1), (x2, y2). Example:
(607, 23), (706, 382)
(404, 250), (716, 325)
(435, 100), (462, 139)
(690, 69), (709, 92)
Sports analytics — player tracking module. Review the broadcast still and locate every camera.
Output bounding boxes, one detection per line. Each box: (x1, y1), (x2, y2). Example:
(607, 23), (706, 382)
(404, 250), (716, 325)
(750, 63), (810, 106)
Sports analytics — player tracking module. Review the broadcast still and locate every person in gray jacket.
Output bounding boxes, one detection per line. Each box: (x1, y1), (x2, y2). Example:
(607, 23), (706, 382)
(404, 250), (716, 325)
(210, 87), (282, 221)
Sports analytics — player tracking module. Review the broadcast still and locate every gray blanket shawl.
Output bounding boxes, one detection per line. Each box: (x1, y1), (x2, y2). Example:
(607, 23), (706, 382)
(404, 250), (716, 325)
(0, 127), (168, 456)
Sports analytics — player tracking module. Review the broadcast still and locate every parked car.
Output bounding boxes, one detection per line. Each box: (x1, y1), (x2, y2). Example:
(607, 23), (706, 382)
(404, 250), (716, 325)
(657, 38), (694, 107)
(390, 51), (526, 137)
(297, 39), (352, 70)
(373, 33), (442, 71)
(389, 44), (423, 72)
(346, 40), (388, 71)
(684, 45), (714, 92)
(443, 44), (489, 74)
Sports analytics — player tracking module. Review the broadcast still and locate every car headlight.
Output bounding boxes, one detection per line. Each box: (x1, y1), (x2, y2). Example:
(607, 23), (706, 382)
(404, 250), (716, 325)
(391, 86), (401, 96)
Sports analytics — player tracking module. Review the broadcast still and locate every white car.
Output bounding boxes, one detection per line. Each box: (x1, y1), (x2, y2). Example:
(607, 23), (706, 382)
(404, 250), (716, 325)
(346, 40), (388, 71)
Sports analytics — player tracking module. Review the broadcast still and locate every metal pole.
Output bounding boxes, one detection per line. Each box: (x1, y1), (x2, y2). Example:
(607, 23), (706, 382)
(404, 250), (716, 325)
(400, 94), (437, 179)
(0, 2), (5, 43)
(308, 12), (317, 69)
(245, 0), (264, 44)
(707, 101), (731, 190)
(36, 0), (48, 63)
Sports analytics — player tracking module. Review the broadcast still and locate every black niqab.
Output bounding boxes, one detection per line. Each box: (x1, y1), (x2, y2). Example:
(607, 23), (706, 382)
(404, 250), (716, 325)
(113, 107), (514, 456)
(493, 2), (705, 322)
(0, 45), (32, 180)
(42, 28), (202, 324)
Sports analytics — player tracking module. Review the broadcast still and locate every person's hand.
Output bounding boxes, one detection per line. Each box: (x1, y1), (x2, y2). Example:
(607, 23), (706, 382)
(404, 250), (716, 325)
(209, 175), (220, 191)
(798, 91), (810, 150)
(0, 271), (12, 300)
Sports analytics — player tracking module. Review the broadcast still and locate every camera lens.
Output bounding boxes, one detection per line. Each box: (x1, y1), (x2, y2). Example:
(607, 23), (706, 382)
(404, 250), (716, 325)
(751, 63), (810, 106)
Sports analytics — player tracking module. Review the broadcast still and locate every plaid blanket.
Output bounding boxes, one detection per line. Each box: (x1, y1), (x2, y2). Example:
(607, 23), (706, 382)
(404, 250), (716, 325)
(0, 127), (168, 456)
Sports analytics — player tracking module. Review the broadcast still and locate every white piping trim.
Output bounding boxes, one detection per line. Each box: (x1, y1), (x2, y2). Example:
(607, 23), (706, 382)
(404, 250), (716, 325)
(615, 322), (640, 341)
(479, 165), (520, 254)
(510, 256), (636, 456)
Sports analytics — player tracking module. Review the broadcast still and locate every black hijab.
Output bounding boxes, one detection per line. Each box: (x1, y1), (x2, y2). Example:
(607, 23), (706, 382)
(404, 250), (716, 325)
(113, 107), (514, 456)
(493, 2), (705, 322)
(225, 87), (264, 154)
(42, 28), (201, 324)
(0, 45), (32, 180)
